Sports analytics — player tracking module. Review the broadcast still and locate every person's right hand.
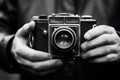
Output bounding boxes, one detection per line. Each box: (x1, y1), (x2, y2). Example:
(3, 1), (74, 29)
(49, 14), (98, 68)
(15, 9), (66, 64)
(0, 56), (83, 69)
(11, 21), (63, 76)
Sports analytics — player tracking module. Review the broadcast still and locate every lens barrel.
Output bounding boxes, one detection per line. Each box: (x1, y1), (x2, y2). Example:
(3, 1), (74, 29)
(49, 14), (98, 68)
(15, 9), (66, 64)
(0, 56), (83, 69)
(52, 27), (77, 52)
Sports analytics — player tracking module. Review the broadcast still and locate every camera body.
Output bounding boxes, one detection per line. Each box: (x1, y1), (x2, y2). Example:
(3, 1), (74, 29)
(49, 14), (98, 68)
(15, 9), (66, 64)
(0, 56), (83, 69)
(31, 13), (96, 60)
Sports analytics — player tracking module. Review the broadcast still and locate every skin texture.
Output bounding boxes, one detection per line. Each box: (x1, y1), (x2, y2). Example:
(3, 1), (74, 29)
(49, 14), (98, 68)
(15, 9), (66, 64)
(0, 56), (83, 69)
(81, 25), (120, 63)
(11, 21), (63, 76)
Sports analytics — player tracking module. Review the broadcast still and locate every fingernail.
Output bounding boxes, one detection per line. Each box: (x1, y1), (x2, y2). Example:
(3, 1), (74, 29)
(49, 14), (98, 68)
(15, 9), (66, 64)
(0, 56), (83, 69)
(84, 34), (90, 40)
(30, 21), (35, 26)
(47, 54), (52, 59)
(81, 54), (87, 59)
(81, 43), (88, 52)
(81, 44), (86, 51)
(56, 59), (63, 66)
(30, 21), (35, 23)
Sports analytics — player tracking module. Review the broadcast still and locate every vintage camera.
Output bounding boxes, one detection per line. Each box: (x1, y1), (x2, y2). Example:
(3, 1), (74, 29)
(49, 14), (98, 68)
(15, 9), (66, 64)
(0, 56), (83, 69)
(31, 13), (96, 60)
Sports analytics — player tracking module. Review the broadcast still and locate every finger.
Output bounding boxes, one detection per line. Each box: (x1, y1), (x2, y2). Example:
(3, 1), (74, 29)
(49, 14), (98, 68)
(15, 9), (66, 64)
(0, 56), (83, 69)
(84, 25), (116, 40)
(15, 44), (52, 61)
(17, 56), (63, 72)
(81, 45), (119, 59)
(90, 54), (119, 63)
(16, 21), (35, 38)
(81, 34), (117, 51)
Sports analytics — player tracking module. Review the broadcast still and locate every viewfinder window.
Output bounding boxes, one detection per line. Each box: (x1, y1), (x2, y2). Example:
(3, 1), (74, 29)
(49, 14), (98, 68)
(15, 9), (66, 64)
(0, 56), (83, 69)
(49, 17), (64, 24)
(65, 17), (79, 24)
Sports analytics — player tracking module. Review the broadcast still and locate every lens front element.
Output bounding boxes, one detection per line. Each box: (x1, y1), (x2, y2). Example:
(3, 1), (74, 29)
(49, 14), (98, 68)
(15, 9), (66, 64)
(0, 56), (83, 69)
(56, 30), (73, 49)
(52, 27), (76, 51)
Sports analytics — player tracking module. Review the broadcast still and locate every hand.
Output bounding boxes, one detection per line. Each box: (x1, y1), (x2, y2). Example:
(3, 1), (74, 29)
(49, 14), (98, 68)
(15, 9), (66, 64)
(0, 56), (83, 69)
(11, 21), (63, 75)
(81, 25), (120, 63)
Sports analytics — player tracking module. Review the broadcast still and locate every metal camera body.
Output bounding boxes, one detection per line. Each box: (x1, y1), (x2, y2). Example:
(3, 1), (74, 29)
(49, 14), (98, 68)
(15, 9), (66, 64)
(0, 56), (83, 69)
(31, 13), (96, 60)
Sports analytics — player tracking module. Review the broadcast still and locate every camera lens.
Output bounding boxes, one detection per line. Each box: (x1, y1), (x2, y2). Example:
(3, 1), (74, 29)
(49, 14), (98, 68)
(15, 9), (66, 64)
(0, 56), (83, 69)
(52, 27), (76, 51)
(56, 31), (72, 48)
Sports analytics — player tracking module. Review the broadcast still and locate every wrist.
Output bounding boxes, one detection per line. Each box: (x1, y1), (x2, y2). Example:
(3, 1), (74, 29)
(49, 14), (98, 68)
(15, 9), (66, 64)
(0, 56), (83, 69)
(6, 35), (22, 73)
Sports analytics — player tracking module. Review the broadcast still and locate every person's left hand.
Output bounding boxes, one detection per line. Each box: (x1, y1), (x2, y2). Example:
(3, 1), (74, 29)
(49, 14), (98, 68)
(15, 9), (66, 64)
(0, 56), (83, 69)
(81, 25), (120, 63)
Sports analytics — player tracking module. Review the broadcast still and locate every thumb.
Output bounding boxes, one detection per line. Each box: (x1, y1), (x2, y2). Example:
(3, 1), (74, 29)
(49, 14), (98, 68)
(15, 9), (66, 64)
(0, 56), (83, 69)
(16, 21), (35, 38)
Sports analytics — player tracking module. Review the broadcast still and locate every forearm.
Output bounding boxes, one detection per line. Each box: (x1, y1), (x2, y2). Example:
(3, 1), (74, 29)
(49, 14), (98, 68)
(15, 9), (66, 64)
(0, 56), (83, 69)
(0, 0), (20, 72)
(0, 32), (15, 72)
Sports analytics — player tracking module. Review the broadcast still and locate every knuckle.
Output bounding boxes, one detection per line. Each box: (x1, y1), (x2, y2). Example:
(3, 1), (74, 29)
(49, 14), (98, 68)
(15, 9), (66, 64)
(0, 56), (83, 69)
(114, 44), (120, 52)
(105, 45), (117, 54)
(103, 29), (109, 33)
(102, 34), (115, 43)
(106, 54), (118, 62)
(102, 25), (109, 33)
(106, 36), (114, 43)
(101, 25), (115, 33)
(113, 35), (120, 43)
(101, 34), (110, 42)
(105, 46), (111, 54)
(109, 27), (116, 32)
